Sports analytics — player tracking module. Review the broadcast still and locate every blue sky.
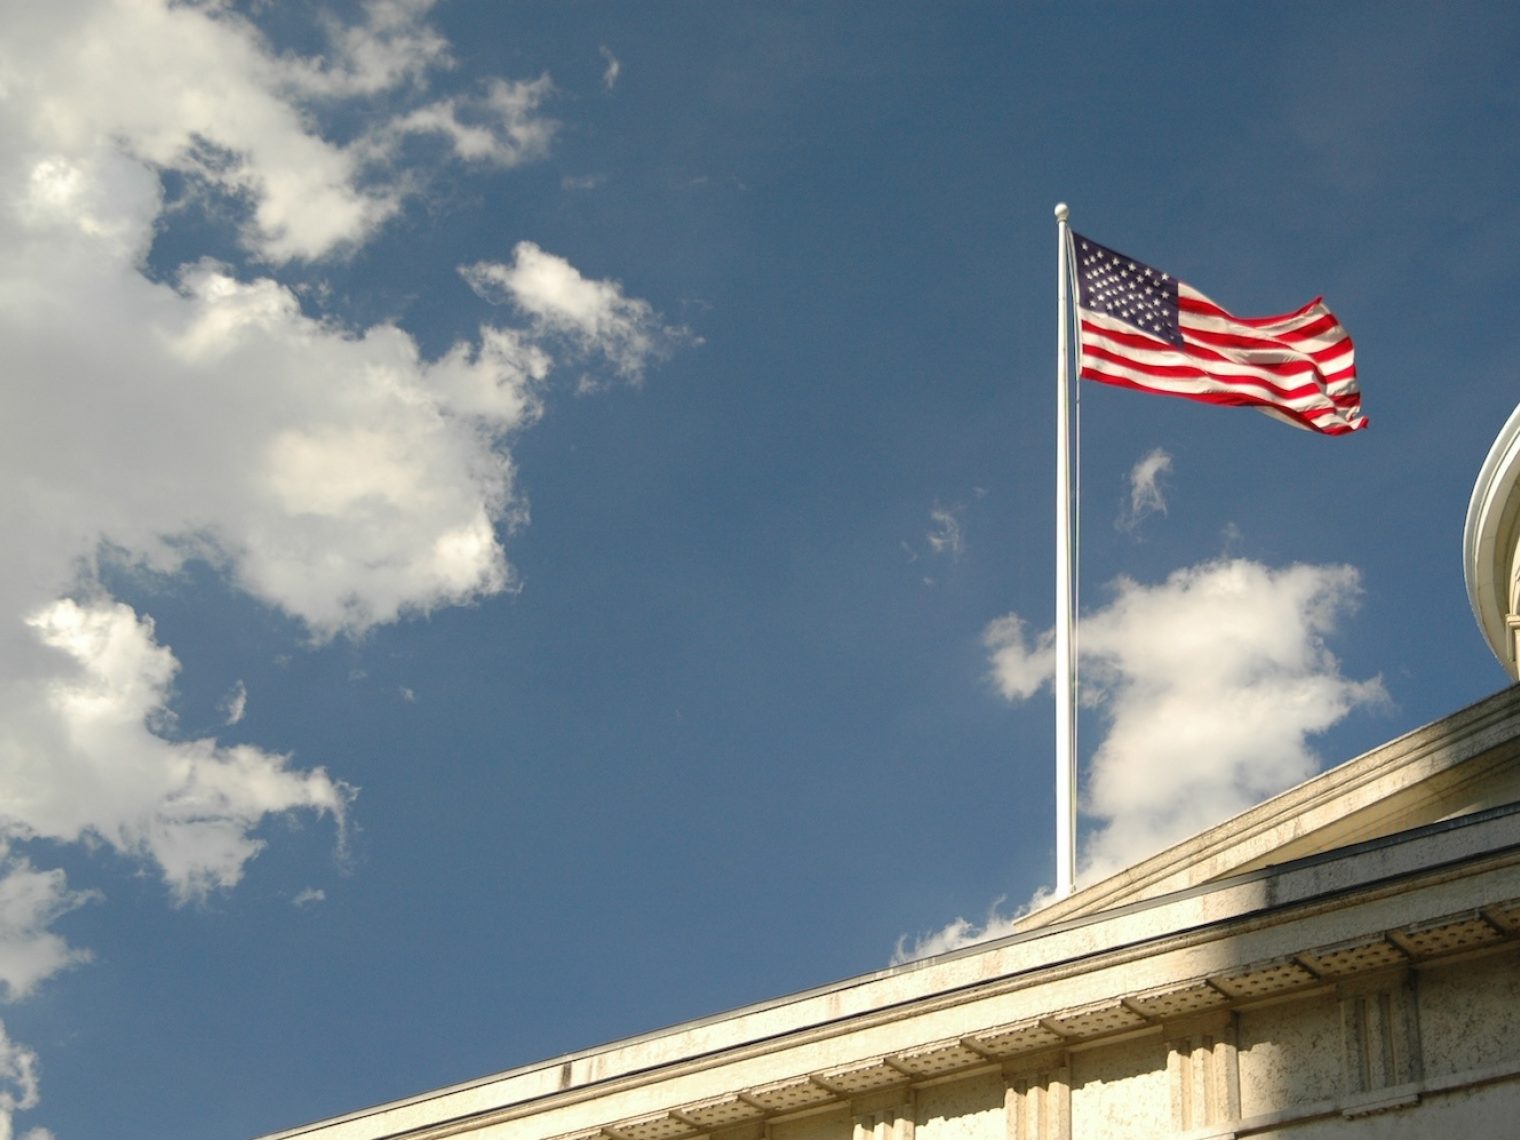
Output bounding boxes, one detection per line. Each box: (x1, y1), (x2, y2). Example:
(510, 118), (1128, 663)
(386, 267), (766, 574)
(2, 3), (1518, 1137)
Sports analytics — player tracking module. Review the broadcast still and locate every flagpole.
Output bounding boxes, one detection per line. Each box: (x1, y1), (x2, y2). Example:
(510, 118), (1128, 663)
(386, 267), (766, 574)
(1053, 203), (1076, 899)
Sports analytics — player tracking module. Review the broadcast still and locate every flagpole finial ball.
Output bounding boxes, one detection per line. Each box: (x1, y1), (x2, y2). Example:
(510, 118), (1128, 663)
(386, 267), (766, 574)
(1054, 202), (1069, 222)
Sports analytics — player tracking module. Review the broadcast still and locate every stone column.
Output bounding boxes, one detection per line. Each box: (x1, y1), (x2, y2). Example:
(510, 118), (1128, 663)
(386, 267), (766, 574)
(1003, 1051), (1070, 1140)
(1165, 1010), (1241, 1132)
(1339, 969), (1422, 1096)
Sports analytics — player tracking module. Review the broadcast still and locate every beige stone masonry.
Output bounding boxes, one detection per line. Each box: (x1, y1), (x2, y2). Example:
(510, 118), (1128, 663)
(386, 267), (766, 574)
(259, 688), (1520, 1140)
(1001, 1053), (1068, 1140)
(1166, 1011), (1240, 1132)
(1337, 969), (1421, 1097)
(523, 897), (1519, 1140)
(1022, 685), (1520, 929)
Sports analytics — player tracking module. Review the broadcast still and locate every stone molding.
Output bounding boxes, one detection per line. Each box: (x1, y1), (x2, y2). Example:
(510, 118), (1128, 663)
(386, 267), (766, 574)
(530, 901), (1520, 1140)
(1022, 685), (1520, 927)
(262, 802), (1520, 1140)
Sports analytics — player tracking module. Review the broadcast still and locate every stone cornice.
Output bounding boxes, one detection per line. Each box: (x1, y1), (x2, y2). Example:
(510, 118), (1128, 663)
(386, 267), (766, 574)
(390, 895), (1520, 1140)
(260, 803), (1520, 1140)
(1019, 684), (1520, 927)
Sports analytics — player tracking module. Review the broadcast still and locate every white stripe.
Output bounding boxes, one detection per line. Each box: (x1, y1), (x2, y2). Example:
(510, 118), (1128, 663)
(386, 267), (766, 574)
(1085, 309), (1357, 383)
(1181, 323), (1353, 361)
(1081, 319), (1339, 396)
(1078, 353), (1350, 416)
(1178, 287), (1349, 344)
(1181, 324), (1353, 362)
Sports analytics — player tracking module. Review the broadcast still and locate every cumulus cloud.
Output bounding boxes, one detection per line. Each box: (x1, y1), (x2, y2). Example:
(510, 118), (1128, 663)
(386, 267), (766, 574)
(984, 615), (1055, 701)
(1119, 447), (1172, 533)
(891, 895), (1030, 966)
(1, 0), (558, 264)
(0, 1021), (42, 1140)
(0, 855), (96, 1003)
(6, 1), (382, 262)
(277, 0), (451, 99)
(0, 2), (686, 1132)
(463, 242), (692, 381)
(899, 557), (1383, 962)
(376, 75), (558, 168)
(1074, 559), (1386, 879)
(15, 600), (352, 902)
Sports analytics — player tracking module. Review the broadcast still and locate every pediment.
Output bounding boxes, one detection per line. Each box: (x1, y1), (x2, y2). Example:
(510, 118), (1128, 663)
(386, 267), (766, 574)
(1020, 683), (1520, 929)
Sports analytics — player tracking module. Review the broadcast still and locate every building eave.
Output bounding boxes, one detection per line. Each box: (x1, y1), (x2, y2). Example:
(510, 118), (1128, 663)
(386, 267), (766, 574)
(259, 784), (1520, 1140)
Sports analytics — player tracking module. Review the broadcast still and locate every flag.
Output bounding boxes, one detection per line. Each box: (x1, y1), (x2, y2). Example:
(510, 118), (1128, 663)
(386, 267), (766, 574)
(1070, 232), (1366, 435)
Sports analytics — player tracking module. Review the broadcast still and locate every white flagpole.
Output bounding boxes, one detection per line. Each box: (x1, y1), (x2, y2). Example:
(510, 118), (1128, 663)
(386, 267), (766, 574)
(1053, 203), (1077, 899)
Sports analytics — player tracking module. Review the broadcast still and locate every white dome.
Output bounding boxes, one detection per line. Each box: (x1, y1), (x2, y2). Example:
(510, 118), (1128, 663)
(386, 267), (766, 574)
(1464, 402), (1520, 678)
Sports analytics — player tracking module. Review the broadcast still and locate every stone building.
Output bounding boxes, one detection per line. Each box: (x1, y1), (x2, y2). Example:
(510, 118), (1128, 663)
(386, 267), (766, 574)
(1466, 401), (1520, 682)
(263, 411), (1520, 1140)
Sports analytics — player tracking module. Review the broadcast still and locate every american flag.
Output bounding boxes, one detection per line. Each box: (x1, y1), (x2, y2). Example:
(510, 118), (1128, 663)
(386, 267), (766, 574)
(1071, 232), (1365, 435)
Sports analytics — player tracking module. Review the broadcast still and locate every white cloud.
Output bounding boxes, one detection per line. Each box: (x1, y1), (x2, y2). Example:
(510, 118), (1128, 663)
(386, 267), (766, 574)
(4, 0), (386, 262)
(463, 242), (692, 381)
(0, 855), (96, 1002)
(1074, 559), (1386, 879)
(0, 2), (687, 1132)
(600, 45), (622, 91)
(220, 680), (248, 726)
(13, 600), (352, 903)
(891, 883), (1066, 966)
(1, 0), (558, 264)
(1119, 447), (1172, 532)
(986, 558), (1384, 876)
(278, 0), (452, 99)
(983, 614), (1054, 701)
(292, 887), (327, 908)
(0, 1020), (41, 1140)
(926, 503), (966, 562)
(902, 557), (1383, 962)
(378, 75), (558, 168)
(891, 895), (1024, 965)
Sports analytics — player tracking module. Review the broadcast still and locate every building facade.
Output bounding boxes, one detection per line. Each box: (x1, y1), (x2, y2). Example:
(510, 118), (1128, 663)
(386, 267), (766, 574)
(265, 411), (1520, 1140)
(1466, 401), (1520, 680)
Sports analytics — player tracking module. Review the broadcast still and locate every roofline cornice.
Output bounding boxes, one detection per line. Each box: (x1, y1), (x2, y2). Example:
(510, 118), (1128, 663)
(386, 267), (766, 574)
(259, 802), (1520, 1140)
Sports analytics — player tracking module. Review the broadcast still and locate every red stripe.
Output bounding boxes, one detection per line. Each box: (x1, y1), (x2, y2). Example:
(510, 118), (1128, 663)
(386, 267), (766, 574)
(1183, 317), (1346, 354)
(1081, 320), (1331, 391)
(1079, 330), (1364, 421)
(1079, 365), (1362, 434)
(1180, 334), (1333, 375)
(1071, 238), (1364, 434)
(1179, 292), (1325, 328)
(1081, 320), (1357, 398)
(1080, 342), (1333, 404)
(1082, 317), (1346, 377)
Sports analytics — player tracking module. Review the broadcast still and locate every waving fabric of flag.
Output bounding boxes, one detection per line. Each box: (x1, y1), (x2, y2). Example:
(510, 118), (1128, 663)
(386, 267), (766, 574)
(1071, 232), (1366, 435)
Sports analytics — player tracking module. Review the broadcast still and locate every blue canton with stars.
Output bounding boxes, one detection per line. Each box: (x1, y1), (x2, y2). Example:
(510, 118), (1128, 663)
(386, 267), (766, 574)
(1072, 233), (1183, 347)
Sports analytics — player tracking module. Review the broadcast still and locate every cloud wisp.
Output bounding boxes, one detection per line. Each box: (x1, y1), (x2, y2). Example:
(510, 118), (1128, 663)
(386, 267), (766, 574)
(600, 45), (622, 91)
(926, 503), (967, 562)
(1119, 448), (1173, 533)
(897, 556), (1384, 962)
(0, 2), (687, 1133)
